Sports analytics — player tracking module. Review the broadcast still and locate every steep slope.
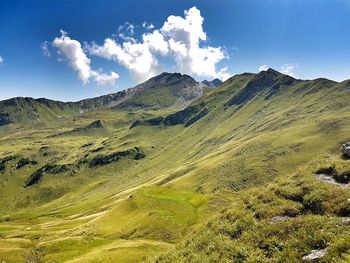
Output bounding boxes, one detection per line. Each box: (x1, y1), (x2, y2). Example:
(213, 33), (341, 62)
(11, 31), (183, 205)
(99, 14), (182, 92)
(1, 69), (350, 262)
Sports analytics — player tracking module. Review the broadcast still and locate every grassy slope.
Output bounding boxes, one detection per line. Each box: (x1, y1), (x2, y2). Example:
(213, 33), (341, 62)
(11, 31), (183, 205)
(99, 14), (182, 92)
(155, 156), (350, 262)
(0, 72), (350, 262)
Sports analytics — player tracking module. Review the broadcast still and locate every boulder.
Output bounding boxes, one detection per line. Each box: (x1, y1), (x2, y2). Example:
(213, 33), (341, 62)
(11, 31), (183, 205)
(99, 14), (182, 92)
(302, 248), (327, 261)
(342, 142), (350, 158)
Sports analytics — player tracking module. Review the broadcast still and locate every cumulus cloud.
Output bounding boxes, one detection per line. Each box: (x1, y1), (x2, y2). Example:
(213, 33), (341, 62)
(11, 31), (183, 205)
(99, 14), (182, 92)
(88, 6), (230, 82)
(160, 6), (228, 79)
(281, 63), (298, 78)
(40, 41), (51, 57)
(142, 22), (154, 30)
(53, 30), (118, 85)
(259, 65), (269, 72)
(142, 30), (169, 56)
(0, 56), (3, 64)
(52, 7), (231, 85)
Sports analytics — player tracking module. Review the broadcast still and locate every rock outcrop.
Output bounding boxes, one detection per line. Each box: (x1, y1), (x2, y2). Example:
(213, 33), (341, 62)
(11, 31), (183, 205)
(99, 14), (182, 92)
(15, 158), (38, 169)
(315, 165), (350, 184)
(24, 164), (74, 187)
(78, 147), (145, 168)
(0, 113), (11, 126)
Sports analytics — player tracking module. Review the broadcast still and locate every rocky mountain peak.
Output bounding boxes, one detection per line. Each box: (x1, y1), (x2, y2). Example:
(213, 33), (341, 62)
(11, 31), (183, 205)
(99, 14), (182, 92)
(226, 68), (296, 106)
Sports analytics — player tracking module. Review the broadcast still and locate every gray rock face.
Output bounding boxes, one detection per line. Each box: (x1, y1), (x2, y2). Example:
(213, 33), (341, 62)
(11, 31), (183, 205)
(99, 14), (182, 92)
(342, 142), (350, 158)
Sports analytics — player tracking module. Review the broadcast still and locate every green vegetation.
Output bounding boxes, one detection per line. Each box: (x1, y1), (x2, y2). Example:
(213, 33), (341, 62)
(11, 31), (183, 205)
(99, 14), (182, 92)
(0, 70), (350, 262)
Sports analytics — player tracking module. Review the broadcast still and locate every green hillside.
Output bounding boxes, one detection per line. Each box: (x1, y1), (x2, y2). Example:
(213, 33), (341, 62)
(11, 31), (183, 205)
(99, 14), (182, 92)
(1, 69), (350, 262)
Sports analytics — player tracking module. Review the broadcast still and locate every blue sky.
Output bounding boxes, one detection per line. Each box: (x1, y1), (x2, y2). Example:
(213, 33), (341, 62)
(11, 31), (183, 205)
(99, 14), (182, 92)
(1, 0), (350, 101)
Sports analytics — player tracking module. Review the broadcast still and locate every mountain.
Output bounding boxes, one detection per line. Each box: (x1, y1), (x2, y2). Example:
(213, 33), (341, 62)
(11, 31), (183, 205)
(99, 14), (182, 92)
(130, 69), (304, 128)
(78, 72), (211, 111)
(0, 73), (212, 126)
(1, 69), (350, 262)
(201, 78), (223, 88)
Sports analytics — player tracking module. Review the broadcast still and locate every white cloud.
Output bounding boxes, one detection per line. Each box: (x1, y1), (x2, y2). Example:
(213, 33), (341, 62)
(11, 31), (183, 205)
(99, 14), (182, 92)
(142, 22), (154, 30)
(88, 6), (230, 83)
(40, 41), (51, 57)
(259, 65), (269, 72)
(88, 38), (161, 83)
(0, 56), (3, 64)
(160, 6), (228, 79)
(281, 63), (298, 78)
(53, 30), (118, 85)
(93, 70), (119, 86)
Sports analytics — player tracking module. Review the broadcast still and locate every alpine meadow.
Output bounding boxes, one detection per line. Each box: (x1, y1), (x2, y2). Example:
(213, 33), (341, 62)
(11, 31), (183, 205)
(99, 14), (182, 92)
(1, 1), (350, 262)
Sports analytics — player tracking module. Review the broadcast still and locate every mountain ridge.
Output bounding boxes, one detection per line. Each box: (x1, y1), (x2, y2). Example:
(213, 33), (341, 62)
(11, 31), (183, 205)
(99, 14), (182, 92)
(0, 72), (213, 126)
(0, 69), (343, 127)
